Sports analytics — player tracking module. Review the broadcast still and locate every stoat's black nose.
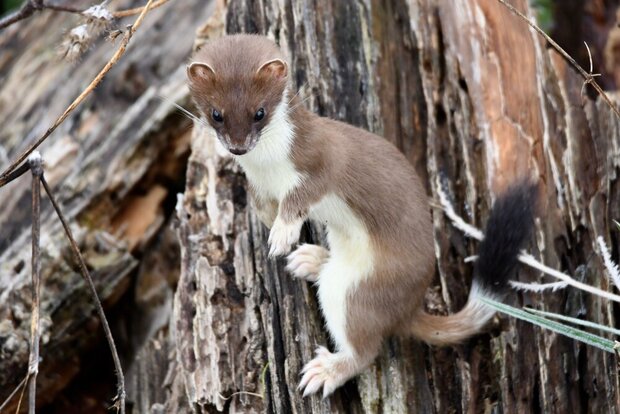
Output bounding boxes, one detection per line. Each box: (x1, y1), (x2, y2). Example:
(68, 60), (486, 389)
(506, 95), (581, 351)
(230, 148), (247, 155)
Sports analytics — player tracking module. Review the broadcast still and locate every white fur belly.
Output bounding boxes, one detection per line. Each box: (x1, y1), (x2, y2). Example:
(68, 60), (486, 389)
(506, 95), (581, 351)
(309, 194), (374, 262)
(312, 194), (375, 352)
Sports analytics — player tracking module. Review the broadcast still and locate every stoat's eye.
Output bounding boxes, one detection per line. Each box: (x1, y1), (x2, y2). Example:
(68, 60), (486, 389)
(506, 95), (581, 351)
(254, 108), (265, 122)
(212, 109), (223, 123)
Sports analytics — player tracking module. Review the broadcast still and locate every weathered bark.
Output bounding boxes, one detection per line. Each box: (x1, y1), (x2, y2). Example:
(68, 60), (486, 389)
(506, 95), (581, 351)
(0, 0), (619, 413)
(166, 0), (620, 413)
(0, 0), (212, 411)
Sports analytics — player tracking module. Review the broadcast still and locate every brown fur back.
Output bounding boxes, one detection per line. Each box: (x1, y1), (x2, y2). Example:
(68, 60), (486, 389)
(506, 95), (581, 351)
(285, 99), (436, 355)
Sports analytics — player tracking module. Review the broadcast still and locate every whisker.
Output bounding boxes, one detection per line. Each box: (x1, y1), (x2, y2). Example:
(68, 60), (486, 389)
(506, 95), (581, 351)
(171, 103), (200, 122)
(155, 94), (209, 128)
(259, 92), (315, 139)
(287, 93), (314, 113)
(287, 81), (309, 106)
(260, 125), (277, 137)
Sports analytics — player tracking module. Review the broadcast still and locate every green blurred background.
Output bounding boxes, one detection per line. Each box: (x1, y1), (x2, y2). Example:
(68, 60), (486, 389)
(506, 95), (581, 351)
(1, 0), (23, 15)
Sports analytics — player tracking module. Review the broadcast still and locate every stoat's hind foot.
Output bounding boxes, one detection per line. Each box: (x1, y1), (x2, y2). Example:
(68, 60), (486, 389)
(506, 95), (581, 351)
(298, 347), (351, 399)
(286, 244), (329, 282)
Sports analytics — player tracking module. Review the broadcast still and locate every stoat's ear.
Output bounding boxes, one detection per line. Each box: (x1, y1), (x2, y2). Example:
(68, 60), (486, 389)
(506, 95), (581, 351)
(187, 62), (216, 82)
(256, 58), (288, 79)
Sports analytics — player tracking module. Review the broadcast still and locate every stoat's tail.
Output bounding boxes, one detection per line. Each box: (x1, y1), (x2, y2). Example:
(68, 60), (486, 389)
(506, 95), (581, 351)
(410, 181), (538, 346)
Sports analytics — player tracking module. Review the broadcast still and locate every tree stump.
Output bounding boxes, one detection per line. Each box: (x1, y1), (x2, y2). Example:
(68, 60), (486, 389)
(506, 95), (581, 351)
(0, 0), (619, 413)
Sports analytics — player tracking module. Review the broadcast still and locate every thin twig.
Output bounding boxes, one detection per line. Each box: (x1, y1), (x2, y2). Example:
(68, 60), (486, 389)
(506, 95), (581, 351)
(0, 161), (32, 186)
(0, 0), (171, 31)
(597, 236), (620, 291)
(580, 42), (602, 100)
(217, 391), (264, 401)
(112, 0), (170, 17)
(14, 374), (29, 414)
(0, 374), (28, 412)
(495, 0), (620, 119)
(585, 42), (594, 74)
(436, 180), (620, 303)
(41, 1), (83, 14)
(464, 255), (478, 263)
(0, 0), (83, 31)
(518, 252), (620, 303)
(0, 0), (43, 31)
(27, 154), (43, 414)
(435, 179), (484, 240)
(509, 280), (568, 293)
(0, 0), (158, 188)
(40, 174), (126, 414)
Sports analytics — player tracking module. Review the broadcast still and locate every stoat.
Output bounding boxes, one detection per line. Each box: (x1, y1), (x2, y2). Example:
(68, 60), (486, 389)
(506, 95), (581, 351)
(187, 34), (537, 398)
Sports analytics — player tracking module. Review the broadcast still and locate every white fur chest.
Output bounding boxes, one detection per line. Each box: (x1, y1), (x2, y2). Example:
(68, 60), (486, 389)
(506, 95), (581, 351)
(235, 100), (302, 201)
(238, 155), (301, 201)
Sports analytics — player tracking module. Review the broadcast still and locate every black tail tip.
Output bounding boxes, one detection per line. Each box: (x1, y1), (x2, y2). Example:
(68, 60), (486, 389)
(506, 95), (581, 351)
(474, 180), (539, 294)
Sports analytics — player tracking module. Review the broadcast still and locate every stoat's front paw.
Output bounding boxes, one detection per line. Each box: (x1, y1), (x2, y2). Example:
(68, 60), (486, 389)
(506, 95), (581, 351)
(268, 218), (302, 258)
(286, 244), (329, 282)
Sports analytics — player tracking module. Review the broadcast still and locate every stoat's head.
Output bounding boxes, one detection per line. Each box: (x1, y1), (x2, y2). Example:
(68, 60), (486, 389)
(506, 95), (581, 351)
(187, 34), (289, 156)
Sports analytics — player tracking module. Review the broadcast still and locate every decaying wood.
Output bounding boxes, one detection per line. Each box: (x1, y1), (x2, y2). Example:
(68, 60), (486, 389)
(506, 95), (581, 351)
(166, 0), (620, 412)
(0, 0), (619, 413)
(0, 1), (211, 411)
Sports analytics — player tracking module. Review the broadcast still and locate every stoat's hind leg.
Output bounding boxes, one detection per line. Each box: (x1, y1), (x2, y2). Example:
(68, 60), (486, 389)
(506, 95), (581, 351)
(299, 255), (381, 398)
(286, 244), (329, 282)
(298, 341), (380, 398)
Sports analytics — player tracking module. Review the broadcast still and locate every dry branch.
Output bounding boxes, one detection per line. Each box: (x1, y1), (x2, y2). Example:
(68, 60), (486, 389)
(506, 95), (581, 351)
(112, 0), (171, 18)
(0, 153), (130, 412)
(0, 375), (28, 412)
(495, 0), (620, 119)
(0, 0), (171, 31)
(0, 0), (45, 30)
(27, 154), (42, 414)
(41, 174), (127, 414)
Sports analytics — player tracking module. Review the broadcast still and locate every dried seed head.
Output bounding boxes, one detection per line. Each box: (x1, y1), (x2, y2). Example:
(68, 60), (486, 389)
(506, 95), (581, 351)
(83, 4), (114, 35)
(59, 24), (92, 62)
(83, 3), (114, 20)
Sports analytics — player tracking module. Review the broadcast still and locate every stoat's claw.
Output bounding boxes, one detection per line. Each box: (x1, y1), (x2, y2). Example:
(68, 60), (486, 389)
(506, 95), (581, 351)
(298, 347), (345, 399)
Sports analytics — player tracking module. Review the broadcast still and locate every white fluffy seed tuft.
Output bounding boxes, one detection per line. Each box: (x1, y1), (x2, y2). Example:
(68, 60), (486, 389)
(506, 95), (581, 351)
(59, 24), (92, 62)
